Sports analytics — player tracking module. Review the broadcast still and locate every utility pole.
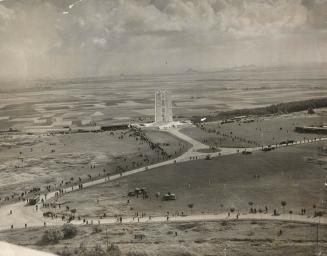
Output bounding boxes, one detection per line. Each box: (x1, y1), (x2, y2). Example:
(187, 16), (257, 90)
(315, 215), (321, 256)
(316, 221), (319, 254)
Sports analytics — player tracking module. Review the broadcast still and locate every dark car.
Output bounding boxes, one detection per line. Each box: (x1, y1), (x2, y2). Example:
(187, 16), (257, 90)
(262, 146), (274, 152)
(128, 191), (136, 197)
(27, 196), (39, 205)
(43, 211), (54, 217)
(162, 192), (176, 201)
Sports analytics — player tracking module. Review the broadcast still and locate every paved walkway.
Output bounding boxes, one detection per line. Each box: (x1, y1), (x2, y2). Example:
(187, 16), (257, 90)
(0, 128), (326, 232)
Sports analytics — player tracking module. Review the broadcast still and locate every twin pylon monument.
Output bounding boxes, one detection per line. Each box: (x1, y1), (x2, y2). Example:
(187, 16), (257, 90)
(132, 89), (188, 129)
(154, 89), (173, 124)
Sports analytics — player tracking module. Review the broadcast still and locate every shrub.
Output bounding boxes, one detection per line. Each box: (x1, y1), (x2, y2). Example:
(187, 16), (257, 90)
(57, 246), (73, 256)
(127, 252), (148, 256)
(221, 221), (227, 226)
(87, 244), (107, 256)
(42, 228), (64, 244)
(92, 225), (103, 234)
(308, 106), (315, 114)
(62, 224), (78, 239)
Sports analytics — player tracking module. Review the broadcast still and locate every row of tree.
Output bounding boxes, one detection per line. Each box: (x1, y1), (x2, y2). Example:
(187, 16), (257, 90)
(195, 97), (327, 122)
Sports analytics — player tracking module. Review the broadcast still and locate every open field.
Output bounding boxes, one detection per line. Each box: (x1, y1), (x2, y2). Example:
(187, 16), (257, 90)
(0, 220), (326, 256)
(181, 112), (327, 149)
(0, 129), (190, 199)
(47, 142), (327, 219)
(1, 67), (327, 131)
(1, 68), (327, 255)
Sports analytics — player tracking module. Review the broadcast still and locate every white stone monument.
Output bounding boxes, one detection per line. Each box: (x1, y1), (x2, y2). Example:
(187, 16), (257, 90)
(155, 89), (173, 124)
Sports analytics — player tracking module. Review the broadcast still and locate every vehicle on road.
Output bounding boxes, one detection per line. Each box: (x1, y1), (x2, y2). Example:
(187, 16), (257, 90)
(262, 145), (274, 152)
(27, 196), (40, 206)
(162, 192), (176, 201)
(205, 154), (212, 160)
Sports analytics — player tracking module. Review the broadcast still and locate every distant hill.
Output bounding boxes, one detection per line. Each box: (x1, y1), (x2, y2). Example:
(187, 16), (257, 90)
(184, 68), (199, 74)
(224, 64), (258, 71)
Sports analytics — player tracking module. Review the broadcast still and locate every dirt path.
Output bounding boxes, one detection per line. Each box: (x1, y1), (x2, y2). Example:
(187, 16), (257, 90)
(69, 211), (327, 227)
(0, 207), (326, 231)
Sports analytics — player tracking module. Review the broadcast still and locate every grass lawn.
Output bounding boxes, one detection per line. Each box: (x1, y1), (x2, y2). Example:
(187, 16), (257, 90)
(181, 113), (327, 149)
(48, 142), (327, 219)
(0, 129), (190, 200)
(0, 220), (326, 256)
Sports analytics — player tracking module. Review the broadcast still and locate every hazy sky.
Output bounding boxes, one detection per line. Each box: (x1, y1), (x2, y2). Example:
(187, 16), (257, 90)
(0, 0), (326, 79)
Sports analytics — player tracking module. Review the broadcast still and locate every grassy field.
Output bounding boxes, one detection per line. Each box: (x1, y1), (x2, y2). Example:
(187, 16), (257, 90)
(0, 129), (190, 200)
(2, 68), (327, 131)
(181, 112), (327, 149)
(48, 142), (327, 219)
(0, 220), (326, 256)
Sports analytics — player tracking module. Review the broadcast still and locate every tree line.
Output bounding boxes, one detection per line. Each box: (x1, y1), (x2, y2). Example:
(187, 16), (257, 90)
(194, 97), (327, 122)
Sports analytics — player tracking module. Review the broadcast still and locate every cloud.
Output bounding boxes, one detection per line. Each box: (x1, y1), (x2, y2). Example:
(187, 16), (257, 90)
(0, 4), (14, 26)
(0, 0), (326, 79)
(302, 0), (327, 29)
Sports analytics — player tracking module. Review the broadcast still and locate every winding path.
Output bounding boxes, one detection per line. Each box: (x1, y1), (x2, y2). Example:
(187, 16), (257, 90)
(0, 127), (326, 231)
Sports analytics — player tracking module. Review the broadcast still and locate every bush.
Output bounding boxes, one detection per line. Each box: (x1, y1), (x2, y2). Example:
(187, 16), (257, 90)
(62, 224), (78, 239)
(92, 225), (103, 234)
(308, 106), (315, 114)
(57, 246), (73, 256)
(86, 244), (107, 256)
(127, 252), (148, 256)
(42, 228), (64, 244)
(76, 243), (121, 256)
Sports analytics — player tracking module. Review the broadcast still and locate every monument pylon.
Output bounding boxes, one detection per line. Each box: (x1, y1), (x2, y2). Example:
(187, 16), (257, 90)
(155, 89), (173, 124)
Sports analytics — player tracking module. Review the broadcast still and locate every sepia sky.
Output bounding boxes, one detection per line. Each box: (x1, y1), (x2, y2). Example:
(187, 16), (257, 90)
(0, 0), (327, 79)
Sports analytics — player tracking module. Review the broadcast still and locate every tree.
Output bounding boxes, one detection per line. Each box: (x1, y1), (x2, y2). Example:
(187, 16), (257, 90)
(308, 106), (315, 114)
(188, 203), (194, 215)
(281, 201), (287, 213)
(42, 229), (64, 244)
(62, 224), (77, 239)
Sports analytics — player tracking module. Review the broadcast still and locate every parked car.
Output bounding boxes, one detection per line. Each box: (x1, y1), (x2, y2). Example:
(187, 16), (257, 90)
(43, 211), (54, 218)
(262, 145), (274, 152)
(134, 188), (142, 195)
(27, 196), (39, 205)
(128, 191), (136, 197)
(162, 192), (176, 201)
